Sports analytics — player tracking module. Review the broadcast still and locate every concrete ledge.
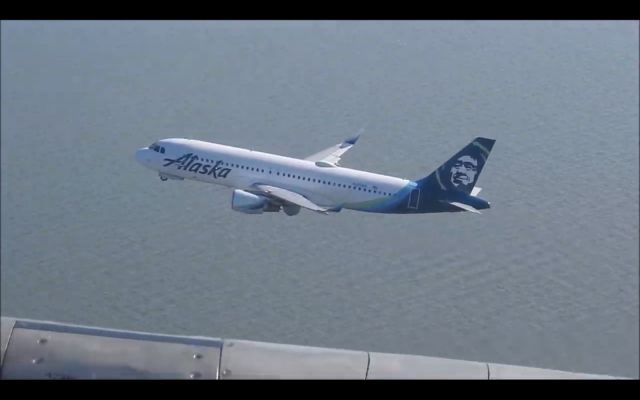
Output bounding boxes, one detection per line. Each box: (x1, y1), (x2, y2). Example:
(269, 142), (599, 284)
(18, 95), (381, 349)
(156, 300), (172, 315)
(0, 316), (626, 379)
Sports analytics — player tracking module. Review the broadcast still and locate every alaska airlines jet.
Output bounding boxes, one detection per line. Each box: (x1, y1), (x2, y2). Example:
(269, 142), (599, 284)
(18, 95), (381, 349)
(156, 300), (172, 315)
(135, 135), (495, 216)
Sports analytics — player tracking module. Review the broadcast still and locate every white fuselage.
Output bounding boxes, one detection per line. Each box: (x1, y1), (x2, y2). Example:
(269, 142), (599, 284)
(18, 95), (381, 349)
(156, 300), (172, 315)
(136, 138), (411, 211)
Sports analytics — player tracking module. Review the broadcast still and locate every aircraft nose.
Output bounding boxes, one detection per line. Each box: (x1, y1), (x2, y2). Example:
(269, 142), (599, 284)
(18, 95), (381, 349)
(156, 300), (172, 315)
(135, 148), (150, 165)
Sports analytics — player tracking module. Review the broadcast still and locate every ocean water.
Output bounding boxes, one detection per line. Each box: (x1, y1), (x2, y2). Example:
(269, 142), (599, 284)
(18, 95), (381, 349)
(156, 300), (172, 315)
(1, 20), (638, 378)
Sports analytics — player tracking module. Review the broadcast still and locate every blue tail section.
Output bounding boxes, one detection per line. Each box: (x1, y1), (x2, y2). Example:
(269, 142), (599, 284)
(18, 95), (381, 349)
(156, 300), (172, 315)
(345, 137), (496, 215)
(416, 137), (495, 195)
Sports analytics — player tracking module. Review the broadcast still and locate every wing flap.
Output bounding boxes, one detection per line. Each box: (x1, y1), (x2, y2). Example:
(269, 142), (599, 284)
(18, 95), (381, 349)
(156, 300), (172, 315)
(253, 184), (329, 214)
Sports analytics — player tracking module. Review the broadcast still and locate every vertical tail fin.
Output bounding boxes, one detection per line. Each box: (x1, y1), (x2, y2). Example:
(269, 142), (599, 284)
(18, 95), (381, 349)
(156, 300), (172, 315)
(416, 137), (496, 195)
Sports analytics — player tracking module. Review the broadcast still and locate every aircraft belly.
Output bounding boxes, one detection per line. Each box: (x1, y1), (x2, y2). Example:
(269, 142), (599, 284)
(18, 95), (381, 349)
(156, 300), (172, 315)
(159, 165), (187, 179)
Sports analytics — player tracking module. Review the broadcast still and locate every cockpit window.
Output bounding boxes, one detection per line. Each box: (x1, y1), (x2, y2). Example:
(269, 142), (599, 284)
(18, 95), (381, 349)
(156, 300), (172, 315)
(160, 147), (165, 154)
(148, 143), (163, 153)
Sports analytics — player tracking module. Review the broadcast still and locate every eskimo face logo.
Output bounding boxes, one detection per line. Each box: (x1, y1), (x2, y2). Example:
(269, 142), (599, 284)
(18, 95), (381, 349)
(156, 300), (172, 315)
(163, 153), (231, 179)
(450, 155), (477, 187)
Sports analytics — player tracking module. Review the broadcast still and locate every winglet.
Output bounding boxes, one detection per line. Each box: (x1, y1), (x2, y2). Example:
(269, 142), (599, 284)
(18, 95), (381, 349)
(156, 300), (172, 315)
(304, 128), (364, 165)
(342, 134), (360, 147)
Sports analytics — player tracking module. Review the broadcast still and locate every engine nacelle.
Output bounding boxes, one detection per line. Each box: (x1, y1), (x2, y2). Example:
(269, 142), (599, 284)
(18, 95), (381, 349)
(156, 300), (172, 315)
(231, 189), (269, 214)
(283, 204), (301, 216)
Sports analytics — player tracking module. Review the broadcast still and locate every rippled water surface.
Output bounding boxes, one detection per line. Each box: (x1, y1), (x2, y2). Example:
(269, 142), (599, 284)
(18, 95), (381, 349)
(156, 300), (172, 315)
(2, 21), (638, 377)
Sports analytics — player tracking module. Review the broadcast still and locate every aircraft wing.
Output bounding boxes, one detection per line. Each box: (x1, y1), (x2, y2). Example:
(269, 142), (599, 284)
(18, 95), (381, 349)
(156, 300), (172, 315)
(304, 129), (363, 166)
(252, 184), (329, 214)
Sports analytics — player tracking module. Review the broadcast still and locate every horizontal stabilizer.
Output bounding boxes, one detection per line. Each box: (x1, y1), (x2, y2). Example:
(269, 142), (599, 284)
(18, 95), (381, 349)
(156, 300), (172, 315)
(448, 201), (482, 214)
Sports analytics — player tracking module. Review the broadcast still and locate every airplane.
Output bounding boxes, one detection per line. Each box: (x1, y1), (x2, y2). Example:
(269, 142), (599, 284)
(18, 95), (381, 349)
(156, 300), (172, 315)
(135, 134), (496, 216)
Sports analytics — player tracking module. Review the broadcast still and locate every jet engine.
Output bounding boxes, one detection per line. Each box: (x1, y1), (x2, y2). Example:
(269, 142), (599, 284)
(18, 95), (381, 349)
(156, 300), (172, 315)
(283, 204), (301, 216)
(231, 190), (268, 214)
